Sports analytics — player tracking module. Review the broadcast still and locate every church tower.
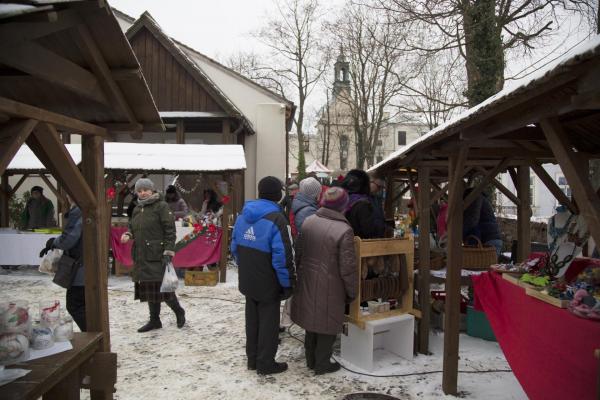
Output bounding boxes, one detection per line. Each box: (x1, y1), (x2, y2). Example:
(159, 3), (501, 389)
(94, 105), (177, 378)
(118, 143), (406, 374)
(333, 46), (350, 97)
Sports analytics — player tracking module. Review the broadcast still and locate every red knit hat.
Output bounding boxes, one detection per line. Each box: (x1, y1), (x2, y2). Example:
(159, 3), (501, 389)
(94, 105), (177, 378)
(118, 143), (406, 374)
(320, 187), (349, 212)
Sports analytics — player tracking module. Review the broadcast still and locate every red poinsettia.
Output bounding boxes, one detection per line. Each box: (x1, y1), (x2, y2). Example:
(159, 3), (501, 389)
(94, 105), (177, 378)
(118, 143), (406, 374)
(208, 224), (217, 234)
(221, 195), (230, 205)
(193, 223), (202, 234)
(106, 187), (116, 201)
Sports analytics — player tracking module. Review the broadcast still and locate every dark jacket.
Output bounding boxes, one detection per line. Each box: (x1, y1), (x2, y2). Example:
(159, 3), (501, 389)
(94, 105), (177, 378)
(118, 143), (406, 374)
(463, 193), (501, 243)
(22, 196), (56, 229)
(231, 199), (295, 302)
(369, 194), (386, 236)
(291, 192), (318, 233)
(291, 208), (357, 335)
(342, 169), (385, 239)
(128, 194), (176, 282)
(167, 198), (189, 219)
(53, 206), (84, 287)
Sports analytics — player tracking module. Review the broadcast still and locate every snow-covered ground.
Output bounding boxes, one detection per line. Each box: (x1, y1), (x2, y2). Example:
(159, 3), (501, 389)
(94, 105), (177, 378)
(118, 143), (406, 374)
(1, 266), (527, 399)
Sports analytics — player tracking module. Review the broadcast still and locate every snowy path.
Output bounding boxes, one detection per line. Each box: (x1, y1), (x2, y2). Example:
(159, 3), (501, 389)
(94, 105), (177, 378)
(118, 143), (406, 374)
(1, 267), (527, 399)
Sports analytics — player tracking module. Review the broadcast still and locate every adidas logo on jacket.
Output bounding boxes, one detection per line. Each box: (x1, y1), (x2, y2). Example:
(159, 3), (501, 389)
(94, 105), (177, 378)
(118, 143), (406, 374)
(231, 199), (296, 302)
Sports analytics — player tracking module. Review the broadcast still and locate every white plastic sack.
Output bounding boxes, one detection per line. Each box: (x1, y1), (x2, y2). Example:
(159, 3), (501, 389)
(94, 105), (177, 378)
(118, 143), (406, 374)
(160, 262), (179, 293)
(39, 249), (63, 275)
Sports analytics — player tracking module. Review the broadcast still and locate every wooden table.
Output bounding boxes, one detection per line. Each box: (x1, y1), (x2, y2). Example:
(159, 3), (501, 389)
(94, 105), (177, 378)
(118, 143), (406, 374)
(0, 332), (103, 400)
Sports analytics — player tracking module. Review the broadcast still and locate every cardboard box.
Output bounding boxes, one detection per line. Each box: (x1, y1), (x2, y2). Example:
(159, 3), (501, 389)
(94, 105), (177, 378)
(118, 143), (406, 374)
(184, 270), (218, 286)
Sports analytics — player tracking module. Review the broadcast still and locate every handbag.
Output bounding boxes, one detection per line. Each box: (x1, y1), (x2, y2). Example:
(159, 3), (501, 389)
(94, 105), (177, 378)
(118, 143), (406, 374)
(52, 253), (81, 289)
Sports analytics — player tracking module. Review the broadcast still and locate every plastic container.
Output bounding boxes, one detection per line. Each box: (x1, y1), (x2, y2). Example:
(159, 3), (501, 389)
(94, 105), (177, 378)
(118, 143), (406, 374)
(54, 316), (73, 342)
(31, 322), (54, 350)
(39, 300), (60, 330)
(466, 306), (496, 341)
(0, 301), (31, 337)
(0, 333), (30, 365)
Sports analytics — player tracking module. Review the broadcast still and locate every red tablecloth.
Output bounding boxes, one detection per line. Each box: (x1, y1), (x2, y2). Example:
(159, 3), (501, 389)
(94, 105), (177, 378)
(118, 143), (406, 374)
(472, 272), (600, 400)
(110, 226), (221, 269)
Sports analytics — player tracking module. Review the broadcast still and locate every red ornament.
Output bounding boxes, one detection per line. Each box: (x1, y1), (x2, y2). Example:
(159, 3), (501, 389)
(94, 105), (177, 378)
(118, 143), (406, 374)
(106, 187), (116, 201)
(208, 224), (217, 233)
(193, 223), (201, 234)
(221, 195), (230, 205)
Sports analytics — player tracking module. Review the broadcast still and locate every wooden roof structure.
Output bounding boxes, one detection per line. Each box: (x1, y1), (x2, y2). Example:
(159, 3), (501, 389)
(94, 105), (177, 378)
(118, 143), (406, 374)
(370, 36), (600, 395)
(0, 1), (161, 397)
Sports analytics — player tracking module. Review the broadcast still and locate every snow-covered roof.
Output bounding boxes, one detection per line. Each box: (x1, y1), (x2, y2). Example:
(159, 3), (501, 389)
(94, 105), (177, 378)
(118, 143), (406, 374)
(306, 159), (332, 173)
(8, 143), (246, 172)
(159, 111), (229, 119)
(369, 34), (600, 173)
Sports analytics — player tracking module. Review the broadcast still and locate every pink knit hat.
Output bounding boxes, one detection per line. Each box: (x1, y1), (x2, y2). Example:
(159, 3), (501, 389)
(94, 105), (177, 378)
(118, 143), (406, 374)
(320, 187), (349, 212)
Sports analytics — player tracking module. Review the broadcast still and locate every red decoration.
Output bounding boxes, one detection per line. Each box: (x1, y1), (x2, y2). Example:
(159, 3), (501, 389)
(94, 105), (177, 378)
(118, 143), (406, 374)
(193, 223), (201, 234)
(208, 224), (217, 234)
(106, 187), (116, 201)
(221, 195), (230, 205)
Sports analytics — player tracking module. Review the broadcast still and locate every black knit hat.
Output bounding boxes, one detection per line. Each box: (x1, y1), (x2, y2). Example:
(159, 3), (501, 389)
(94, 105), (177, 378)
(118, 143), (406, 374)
(166, 185), (177, 194)
(31, 186), (43, 194)
(258, 176), (283, 202)
(342, 169), (370, 195)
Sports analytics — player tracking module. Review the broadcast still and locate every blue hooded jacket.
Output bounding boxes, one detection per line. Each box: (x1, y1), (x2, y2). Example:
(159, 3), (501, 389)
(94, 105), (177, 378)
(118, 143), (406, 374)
(231, 199), (295, 301)
(291, 192), (318, 233)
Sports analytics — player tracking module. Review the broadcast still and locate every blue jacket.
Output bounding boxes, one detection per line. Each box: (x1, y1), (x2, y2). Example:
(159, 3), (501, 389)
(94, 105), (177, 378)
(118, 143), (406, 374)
(231, 199), (295, 302)
(291, 192), (318, 233)
(53, 206), (84, 287)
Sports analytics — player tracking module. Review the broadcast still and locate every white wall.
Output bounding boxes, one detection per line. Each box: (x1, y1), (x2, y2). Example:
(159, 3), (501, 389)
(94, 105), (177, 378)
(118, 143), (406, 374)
(256, 103), (287, 188)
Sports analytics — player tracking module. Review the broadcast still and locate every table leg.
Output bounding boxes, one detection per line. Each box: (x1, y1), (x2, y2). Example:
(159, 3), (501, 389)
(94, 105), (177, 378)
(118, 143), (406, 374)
(43, 368), (80, 400)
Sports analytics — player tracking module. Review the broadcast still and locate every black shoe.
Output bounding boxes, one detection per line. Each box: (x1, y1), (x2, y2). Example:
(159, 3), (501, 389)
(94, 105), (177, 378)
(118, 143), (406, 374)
(175, 309), (186, 328)
(315, 361), (340, 375)
(137, 319), (162, 333)
(257, 362), (288, 375)
(247, 361), (256, 371)
(306, 359), (315, 370)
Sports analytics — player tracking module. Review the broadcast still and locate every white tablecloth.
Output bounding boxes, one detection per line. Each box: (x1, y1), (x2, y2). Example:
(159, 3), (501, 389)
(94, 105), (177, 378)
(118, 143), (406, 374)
(0, 231), (57, 266)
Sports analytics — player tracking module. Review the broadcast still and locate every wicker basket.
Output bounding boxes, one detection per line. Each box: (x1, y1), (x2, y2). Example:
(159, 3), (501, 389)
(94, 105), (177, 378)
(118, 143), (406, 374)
(414, 253), (445, 270)
(462, 236), (497, 270)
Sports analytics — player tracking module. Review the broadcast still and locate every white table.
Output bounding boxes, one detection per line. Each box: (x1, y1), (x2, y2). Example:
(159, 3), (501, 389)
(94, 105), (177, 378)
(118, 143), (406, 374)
(0, 230), (58, 266)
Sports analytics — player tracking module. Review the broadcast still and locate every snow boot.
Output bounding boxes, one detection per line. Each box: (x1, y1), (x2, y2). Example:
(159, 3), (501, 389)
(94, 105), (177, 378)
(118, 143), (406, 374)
(138, 302), (162, 333)
(315, 361), (341, 375)
(166, 297), (186, 328)
(257, 361), (288, 375)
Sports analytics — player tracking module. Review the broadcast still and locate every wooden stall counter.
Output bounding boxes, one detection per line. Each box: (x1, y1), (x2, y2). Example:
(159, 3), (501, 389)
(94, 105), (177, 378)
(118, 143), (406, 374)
(0, 332), (114, 400)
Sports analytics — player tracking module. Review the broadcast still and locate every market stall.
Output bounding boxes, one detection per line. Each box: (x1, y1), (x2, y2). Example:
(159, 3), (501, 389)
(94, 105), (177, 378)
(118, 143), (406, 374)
(0, 1), (161, 398)
(369, 35), (600, 397)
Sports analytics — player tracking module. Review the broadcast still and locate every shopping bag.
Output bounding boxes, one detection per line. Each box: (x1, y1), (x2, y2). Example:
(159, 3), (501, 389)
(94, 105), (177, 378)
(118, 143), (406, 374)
(39, 249), (63, 275)
(160, 262), (179, 293)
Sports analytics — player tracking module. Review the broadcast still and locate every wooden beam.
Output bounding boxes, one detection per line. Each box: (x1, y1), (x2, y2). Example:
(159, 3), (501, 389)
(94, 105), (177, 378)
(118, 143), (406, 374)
(474, 166), (521, 206)
(442, 148), (467, 396)
(0, 119), (37, 175)
(222, 119), (232, 144)
(0, 97), (107, 137)
(111, 68), (142, 81)
(541, 117), (600, 252)
(9, 174), (29, 196)
(81, 135), (111, 357)
(508, 167), (518, 190)
(463, 158), (512, 210)
(432, 183), (449, 203)
(176, 120), (185, 144)
(417, 166), (431, 355)
(74, 25), (140, 133)
(26, 123), (96, 209)
(219, 174), (232, 283)
(0, 41), (108, 105)
(408, 172), (418, 214)
(39, 174), (67, 209)
(529, 159), (577, 214)
(392, 184), (411, 202)
(0, 174), (8, 227)
(384, 172), (394, 219)
(0, 9), (80, 45)
(516, 166), (531, 262)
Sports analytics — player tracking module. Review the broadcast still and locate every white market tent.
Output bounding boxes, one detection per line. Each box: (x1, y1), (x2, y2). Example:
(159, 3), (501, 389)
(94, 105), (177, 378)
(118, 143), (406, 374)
(7, 142), (247, 173)
(305, 159), (332, 174)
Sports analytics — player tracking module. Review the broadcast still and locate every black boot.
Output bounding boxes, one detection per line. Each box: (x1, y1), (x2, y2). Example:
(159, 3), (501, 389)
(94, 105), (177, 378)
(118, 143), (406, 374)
(257, 361), (288, 375)
(166, 297), (186, 328)
(138, 302), (162, 333)
(315, 361), (340, 375)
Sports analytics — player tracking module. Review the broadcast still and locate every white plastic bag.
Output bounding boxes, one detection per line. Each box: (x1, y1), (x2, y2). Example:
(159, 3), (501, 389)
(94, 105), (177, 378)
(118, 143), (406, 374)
(160, 262), (179, 293)
(39, 249), (63, 275)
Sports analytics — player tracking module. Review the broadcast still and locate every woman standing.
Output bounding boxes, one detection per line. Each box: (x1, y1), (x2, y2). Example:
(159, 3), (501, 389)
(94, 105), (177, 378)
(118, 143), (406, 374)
(121, 178), (186, 332)
(291, 187), (357, 375)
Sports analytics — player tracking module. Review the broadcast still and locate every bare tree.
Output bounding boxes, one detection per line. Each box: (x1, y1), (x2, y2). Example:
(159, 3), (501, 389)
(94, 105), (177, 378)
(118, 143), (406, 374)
(224, 51), (289, 98)
(254, 0), (329, 179)
(374, 0), (597, 106)
(329, 2), (413, 169)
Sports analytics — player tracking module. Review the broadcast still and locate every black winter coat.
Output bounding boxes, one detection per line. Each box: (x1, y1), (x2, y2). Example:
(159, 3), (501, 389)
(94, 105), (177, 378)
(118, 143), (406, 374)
(345, 198), (385, 239)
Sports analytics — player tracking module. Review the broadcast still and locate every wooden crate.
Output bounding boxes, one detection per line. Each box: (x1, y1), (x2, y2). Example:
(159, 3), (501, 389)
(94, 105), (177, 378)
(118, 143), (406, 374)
(346, 236), (416, 329)
(184, 270), (218, 286)
(525, 287), (569, 308)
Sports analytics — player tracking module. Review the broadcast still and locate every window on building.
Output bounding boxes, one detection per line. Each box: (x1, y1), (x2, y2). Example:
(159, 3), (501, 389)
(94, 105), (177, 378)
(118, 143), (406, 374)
(397, 131), (407, 146)
(303, 138), (309, 152)
(556, 174), (572, 204)
(376, 139), (383, 147)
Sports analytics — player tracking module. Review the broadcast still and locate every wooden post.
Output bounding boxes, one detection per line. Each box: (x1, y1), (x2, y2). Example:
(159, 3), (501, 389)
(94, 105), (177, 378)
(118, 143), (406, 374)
(541, 118), (600, 249)
(80, 135), (112, 400)
(442, 146), (468, 395)
(384, 171), (395, 219)
(1, 174), (9, 227)
(222, 119), (232, 144)
(176, 119), (185, 144)
(218, 173), (232, 283)
(516, 166), (531, 262)
(417, 166), (431, 354)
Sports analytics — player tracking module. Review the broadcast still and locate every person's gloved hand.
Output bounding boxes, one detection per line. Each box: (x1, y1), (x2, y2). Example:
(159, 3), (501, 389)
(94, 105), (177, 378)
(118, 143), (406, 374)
(162, 254), (173, 266)
(39, 238), (56, 258)
(280, 287), (293, 301)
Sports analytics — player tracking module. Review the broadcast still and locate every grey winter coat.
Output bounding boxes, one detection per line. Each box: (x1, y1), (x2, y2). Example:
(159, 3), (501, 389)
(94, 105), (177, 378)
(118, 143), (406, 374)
(291, 192), (318, 233)
(291, 207), (357, 335)
(128, 194), (176, 282)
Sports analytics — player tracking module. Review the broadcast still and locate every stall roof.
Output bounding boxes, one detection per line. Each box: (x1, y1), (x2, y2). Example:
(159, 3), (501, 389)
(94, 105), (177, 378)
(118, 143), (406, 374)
(7, 143), (247, 173)
(370, 35), (600, 173)
(306, 159), (332, 174)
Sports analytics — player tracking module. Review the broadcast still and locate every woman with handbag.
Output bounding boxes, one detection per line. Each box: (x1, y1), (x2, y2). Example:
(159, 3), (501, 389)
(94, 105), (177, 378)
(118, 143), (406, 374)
(120, 178), (186, 332)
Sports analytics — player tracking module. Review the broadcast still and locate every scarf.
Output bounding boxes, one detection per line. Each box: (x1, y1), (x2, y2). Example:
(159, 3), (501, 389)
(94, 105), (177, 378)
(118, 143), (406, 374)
(137, 192), (160, 207)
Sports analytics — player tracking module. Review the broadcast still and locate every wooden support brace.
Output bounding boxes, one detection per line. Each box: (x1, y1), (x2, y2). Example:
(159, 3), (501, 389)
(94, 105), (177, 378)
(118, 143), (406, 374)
(0, 119), (38, 175)
(516, 166), (531, 262)
(39, 174), (68, 209)
(9, 174), (29, 196)
(463, 157), (512, 210)
(528, 158), (577, 214)
(417, 166), (431, 354)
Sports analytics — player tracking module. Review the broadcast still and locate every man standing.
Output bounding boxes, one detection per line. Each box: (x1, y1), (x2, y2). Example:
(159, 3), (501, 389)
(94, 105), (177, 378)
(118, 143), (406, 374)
(231, 176), (295, 375)
(22, 186), (56, 229)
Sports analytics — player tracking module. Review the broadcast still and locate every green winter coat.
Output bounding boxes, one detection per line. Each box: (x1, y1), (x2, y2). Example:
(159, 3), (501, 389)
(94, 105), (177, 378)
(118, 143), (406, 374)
(128, 194), (176, 282)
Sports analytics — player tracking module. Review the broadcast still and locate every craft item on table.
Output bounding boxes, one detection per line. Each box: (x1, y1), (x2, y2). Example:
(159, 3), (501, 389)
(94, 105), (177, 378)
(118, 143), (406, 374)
(54, 316), (73, 342)
(38, 248), (63, 275)
(39, 300), (60, 330)
(0, 333), (30, 365)
(568, 288), (600, 321)
(30, 323), (53, 350)
(0, 366), (30, 387)
(520, 273), (550, 288)
(547, 207), (589, 253)
(545, 281), (569, 300)
(0, 301), (30, 336)
(544, 241), (581, 278)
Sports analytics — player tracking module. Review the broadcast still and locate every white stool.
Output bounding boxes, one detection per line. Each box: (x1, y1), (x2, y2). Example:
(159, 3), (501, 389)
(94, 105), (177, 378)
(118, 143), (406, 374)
(341, 314), (414, 371)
